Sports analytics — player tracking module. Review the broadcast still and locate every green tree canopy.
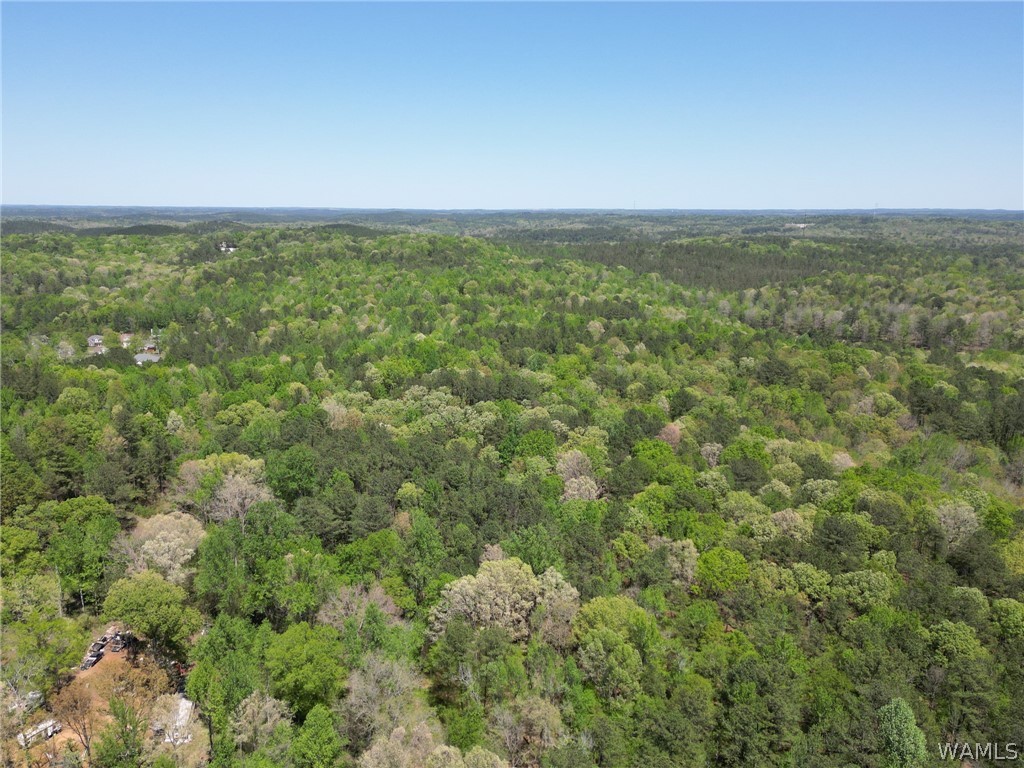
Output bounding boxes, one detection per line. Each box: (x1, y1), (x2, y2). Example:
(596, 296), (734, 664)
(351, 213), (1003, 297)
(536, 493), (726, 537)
(103, 570), (201, 657)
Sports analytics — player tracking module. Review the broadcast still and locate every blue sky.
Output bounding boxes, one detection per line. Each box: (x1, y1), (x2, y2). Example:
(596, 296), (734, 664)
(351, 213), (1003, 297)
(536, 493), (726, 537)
(3, 2), (1021, 209)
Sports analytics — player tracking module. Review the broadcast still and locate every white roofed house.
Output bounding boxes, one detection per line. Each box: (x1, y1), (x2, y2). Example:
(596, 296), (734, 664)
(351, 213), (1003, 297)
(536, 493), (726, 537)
(135, 332), (163, 364)
(167, 697), (195, 744)
(86, 334), (107, 355)
(151, 695), (196, 746)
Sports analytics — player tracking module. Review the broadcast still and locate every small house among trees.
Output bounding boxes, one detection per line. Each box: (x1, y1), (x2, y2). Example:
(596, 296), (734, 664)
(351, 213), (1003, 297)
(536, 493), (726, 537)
(87, 334), (106, 354)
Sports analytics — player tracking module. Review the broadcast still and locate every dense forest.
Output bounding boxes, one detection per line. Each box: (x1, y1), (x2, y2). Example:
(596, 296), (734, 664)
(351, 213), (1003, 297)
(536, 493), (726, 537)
(2, 212), (1023, 768)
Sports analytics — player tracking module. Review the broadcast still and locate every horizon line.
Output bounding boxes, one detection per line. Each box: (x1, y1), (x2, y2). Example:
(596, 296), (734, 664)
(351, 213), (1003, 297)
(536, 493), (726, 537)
(4, 204), (1023, 214)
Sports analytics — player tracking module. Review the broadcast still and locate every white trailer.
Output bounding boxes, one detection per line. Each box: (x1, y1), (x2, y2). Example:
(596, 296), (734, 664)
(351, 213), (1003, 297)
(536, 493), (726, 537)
(16, 719), (62, 748)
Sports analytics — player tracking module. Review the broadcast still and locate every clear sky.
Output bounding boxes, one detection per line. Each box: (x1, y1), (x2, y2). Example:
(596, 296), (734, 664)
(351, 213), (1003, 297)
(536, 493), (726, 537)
(3, 2), (1022, 209)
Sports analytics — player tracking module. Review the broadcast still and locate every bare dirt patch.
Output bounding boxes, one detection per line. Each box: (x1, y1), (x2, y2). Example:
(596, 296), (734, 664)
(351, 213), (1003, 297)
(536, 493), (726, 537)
(6, 646), (135, 766)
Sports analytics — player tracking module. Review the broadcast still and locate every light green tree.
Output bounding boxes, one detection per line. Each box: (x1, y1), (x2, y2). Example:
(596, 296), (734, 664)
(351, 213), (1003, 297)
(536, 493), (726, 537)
(291, 704), (344, 768)
(878, 698), (927, 768)
(103, 570), (201, 657)
(266, 622), (344, 717)
(694, 547), (749, 596)
(43, 496), (120, 609)
(90, 697), (148, 768)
